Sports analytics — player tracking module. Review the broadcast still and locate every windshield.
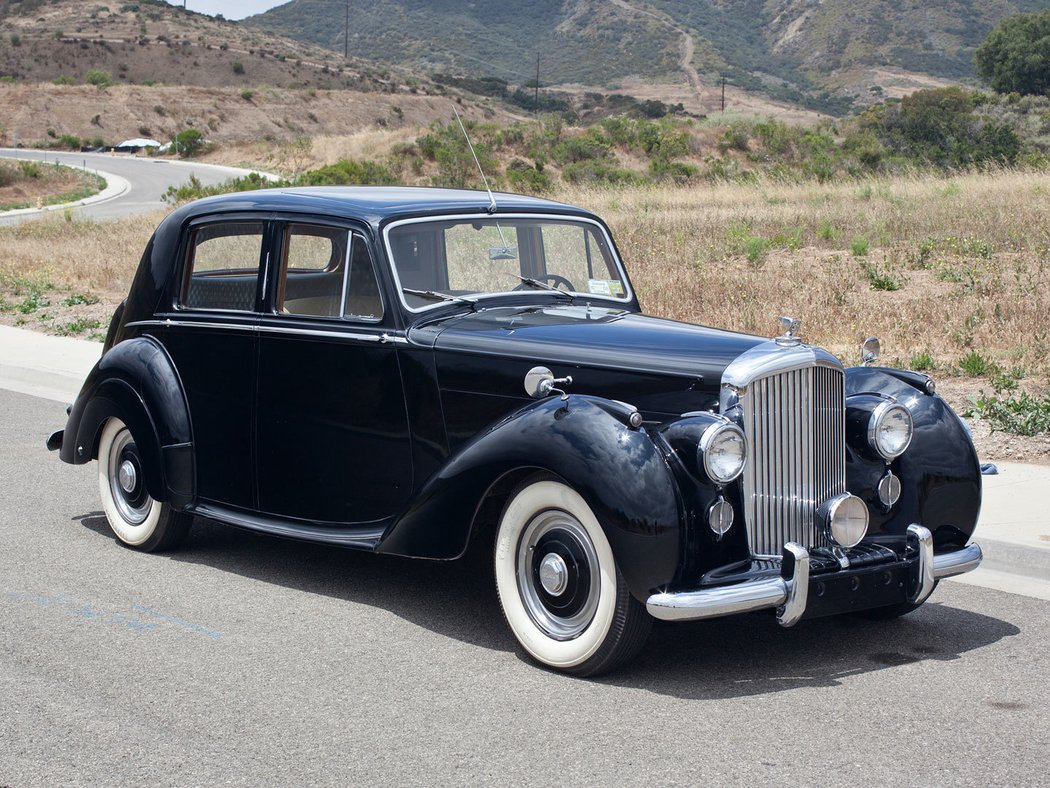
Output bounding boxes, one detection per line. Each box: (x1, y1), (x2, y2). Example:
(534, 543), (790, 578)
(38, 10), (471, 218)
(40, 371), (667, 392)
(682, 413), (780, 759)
(385, 215), (630, 311)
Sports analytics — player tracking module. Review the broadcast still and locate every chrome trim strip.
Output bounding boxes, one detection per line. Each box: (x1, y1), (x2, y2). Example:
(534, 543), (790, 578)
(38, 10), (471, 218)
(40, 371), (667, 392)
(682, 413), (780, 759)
(382, 212), (634, 314)
(125, 319), (410, 345)
(646, 544), (809, 624)
(932, 541), (983, 579)
(908, 524), (936, 604)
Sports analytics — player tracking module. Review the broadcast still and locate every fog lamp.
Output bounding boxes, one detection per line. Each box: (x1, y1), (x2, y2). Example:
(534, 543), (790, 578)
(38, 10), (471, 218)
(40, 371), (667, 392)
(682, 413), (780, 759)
(818, 493), (870, 548)
(708, 498), (734, 536)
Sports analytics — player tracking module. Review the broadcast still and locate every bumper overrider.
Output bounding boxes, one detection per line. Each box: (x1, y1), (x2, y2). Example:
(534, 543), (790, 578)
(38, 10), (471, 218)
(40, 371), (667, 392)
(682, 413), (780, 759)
(646, 524), (983, 625)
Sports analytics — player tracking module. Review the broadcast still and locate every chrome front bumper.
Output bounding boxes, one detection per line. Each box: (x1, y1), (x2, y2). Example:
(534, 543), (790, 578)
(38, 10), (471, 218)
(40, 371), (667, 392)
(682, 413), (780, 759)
(646, 524), (983, 625)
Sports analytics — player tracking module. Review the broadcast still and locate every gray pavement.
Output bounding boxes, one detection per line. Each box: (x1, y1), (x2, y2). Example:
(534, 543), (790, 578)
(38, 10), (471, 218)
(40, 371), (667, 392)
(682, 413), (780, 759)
(0, 148), (276, 225)
(1, 386), (1049, 786)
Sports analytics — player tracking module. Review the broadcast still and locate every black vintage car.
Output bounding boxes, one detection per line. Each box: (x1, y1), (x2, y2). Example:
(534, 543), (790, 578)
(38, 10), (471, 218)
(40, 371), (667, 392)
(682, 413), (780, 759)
(48, 187), (983, 675)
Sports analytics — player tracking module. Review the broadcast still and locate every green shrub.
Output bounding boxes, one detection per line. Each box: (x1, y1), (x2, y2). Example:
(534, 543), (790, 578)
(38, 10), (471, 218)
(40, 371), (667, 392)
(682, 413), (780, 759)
(164, 172), (280, 202)
(52, 75), (75, 85)
(553, 133), (611, 165)
(958, 350), (995, 377)
(744, 236), (768, 266)
(863, 263), (902, 291)
(86, 69), (113, 88)
(58, 134), (81, 150)
(850, 237), (870, 257)
(232, 61), (244, 75)
(298, 159), (398, 186)
(967, 386), (1050, 436)
(909, 352), (935, 371)
(505, 158), (551, 193)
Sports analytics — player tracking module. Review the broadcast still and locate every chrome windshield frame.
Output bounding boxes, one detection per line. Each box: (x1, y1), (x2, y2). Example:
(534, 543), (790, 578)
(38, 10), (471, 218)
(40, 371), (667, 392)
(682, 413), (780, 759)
(381, 212), (635, 314)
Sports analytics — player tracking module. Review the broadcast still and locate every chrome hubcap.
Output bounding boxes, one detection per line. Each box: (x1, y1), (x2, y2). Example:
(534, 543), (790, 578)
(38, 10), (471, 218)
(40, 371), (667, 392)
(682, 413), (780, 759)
(118, 460), (137, 494)
(107, 427), (151, 526)
(538, 553), (569, 596)
(517, 510), (600, 641)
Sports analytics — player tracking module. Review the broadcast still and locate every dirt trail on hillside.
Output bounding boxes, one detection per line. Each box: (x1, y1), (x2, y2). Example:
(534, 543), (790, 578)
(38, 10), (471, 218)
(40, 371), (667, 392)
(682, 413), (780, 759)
(606, 0), (702, 96)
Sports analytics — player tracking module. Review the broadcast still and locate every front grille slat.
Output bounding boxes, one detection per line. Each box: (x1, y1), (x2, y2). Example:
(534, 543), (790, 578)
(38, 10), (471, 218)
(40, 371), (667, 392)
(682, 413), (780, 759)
(740, 364), (845, 556)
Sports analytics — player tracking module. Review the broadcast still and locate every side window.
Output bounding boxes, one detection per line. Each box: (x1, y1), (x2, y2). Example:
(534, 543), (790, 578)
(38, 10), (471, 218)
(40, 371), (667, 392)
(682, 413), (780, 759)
(278, 223), (383, 321)
(182, 222), (264, 311)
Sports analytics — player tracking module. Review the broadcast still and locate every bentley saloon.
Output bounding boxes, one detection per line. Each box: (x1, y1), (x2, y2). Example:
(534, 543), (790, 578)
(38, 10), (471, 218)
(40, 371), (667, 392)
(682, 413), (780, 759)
(48, 187), (984, 675)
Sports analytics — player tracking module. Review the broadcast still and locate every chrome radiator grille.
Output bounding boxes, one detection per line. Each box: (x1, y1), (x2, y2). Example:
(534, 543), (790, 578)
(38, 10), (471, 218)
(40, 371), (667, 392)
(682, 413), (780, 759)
(740, 364), (845, 556)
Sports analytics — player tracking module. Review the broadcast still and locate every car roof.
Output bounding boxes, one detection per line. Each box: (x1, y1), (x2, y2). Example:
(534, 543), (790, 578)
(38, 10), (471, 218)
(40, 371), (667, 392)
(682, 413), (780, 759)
(166, 186), (593, 227)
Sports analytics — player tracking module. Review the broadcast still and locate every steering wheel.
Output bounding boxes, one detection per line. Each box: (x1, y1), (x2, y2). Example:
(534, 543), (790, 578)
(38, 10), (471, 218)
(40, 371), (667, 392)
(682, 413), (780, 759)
(513, 274), (575, 292)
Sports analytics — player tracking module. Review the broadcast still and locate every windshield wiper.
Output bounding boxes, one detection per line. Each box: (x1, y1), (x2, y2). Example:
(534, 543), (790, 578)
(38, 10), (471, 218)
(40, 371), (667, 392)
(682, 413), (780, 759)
(402, 288), (478, 308)
(513, 275), (575, 301)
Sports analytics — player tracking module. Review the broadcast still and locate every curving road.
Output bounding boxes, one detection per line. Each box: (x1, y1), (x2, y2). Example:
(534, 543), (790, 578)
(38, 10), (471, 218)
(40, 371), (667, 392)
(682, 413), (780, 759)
(0, 148), (275, 226)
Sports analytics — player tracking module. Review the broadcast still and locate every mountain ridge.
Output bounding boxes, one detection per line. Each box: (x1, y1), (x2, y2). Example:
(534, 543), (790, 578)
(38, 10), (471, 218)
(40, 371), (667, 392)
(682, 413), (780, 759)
(248, 0), (1050, 111)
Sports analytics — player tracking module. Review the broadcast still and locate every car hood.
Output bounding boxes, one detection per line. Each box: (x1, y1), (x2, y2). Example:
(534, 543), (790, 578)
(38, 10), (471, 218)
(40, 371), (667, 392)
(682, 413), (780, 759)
(423, 304), (766, 385)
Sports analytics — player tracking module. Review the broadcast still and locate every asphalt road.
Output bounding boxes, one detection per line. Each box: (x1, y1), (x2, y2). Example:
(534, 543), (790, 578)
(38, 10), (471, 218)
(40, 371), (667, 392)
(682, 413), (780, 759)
(0, 148), (269, 225)
(2, 387), (1048, 786)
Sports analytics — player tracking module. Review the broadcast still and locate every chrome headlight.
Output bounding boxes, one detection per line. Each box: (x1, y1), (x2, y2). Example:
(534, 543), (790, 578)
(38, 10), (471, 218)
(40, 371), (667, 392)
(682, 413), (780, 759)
(868, 402), (913, 460)
(698, 423), (747, 484)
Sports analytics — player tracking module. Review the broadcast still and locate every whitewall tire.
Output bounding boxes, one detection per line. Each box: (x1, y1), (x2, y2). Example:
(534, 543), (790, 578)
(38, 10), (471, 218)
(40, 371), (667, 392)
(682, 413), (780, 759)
(494, 476), (651, 676)
(97, 418), (191, 552)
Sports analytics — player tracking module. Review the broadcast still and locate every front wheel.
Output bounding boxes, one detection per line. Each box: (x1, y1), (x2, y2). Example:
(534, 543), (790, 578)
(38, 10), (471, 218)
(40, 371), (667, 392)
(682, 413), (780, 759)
(494, 476), (651, 676)
(98, 418), (191, 552)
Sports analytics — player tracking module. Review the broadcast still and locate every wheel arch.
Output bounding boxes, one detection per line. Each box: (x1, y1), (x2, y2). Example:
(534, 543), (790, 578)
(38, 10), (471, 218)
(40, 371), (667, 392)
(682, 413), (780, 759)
(60, 337), (194, 509)
(377, 396), (684, 601)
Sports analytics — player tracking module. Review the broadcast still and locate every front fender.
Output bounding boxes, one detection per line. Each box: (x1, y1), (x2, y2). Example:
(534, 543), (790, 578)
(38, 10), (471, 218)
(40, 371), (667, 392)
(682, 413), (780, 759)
(846, 366), (981, 550)
(59, 336), (194, 509)
(378, 395), (683, 600)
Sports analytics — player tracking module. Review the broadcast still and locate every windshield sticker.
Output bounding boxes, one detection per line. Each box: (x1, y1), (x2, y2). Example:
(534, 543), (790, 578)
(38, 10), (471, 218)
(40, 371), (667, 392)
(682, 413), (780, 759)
(489, 245), (518, 260)
(588, 279), (624, 296)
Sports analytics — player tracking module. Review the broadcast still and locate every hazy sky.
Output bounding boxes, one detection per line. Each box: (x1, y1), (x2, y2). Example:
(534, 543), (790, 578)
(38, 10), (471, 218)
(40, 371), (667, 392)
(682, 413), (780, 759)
(162, 1), (287, 21)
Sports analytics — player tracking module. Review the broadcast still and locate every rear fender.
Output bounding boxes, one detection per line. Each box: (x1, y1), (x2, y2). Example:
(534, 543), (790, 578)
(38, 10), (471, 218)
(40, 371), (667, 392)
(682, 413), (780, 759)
(378, 395), (683, 601)
(60, 337), (194, 509)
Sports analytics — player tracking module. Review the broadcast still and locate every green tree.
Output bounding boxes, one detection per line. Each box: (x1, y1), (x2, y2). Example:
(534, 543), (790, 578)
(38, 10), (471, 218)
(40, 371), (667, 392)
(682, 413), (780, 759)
(975, 10), (1050, 96)
(172, 128), (205, 157)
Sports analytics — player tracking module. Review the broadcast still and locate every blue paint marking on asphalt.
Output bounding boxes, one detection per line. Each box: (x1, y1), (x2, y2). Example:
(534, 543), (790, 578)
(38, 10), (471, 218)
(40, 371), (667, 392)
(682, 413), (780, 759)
(5, 591), (223, 639)
(131, 604), (224, 639)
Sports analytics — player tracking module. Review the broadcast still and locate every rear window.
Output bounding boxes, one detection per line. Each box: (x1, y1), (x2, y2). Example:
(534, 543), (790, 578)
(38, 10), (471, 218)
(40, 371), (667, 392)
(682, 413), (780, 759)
(182, 222), (264, 312)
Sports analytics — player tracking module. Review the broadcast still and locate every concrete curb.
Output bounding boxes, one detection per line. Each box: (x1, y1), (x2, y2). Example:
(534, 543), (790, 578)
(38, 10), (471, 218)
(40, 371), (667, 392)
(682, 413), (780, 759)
(979, 537), (1050, 582)
(0, 159), (131, 219)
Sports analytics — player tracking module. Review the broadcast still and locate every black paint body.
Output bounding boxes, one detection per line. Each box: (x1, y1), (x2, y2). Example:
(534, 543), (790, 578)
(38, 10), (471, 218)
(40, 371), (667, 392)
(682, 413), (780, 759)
(55, 187), (982, 608)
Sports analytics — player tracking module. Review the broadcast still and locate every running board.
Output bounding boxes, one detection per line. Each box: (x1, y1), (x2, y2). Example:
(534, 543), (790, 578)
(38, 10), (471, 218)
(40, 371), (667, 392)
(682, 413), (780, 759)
(192, 503), (387, 550)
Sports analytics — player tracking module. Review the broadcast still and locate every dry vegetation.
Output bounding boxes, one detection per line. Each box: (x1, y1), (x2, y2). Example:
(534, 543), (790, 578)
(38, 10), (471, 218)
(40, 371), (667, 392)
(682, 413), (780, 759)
(1, 169), (1047, 460)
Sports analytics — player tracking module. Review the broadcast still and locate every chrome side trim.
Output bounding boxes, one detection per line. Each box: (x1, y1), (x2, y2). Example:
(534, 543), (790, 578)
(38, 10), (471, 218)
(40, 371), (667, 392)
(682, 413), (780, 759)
(645, 544), (809, 624)
(932, 542), (983, 579)
(908, 524), (936, 604)
(124, 319), (410, 345)
(776, 543), (809, 627)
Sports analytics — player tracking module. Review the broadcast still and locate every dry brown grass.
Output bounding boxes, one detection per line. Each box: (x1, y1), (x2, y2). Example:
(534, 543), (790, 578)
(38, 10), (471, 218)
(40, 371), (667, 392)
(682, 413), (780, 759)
(563, 170), (1050, 376)
(3, 169), (1049, 382)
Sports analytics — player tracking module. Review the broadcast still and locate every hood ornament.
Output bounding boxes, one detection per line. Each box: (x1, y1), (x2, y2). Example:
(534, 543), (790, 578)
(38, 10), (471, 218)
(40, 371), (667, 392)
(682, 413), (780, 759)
(775, 316), (802, 346)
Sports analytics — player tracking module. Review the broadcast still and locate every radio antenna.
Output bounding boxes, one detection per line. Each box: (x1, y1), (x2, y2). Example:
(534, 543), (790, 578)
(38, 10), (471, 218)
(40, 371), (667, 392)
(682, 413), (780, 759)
(452, 105), (498, 214)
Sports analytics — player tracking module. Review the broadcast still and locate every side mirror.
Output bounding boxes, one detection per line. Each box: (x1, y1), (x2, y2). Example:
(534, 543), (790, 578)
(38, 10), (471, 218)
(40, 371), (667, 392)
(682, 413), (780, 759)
(861, 336), (880, 366)
(524, 366), (555, 398)
(524, 366), (573, 400)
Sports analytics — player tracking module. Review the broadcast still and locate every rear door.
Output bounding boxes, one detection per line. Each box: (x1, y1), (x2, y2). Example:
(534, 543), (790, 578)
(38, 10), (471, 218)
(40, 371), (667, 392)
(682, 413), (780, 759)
(255, 220), (413, 525)
(159, 217), (268, 510)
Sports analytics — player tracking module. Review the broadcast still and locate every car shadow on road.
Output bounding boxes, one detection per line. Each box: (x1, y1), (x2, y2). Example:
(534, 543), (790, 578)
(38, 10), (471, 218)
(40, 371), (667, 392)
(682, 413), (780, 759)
(75, 512), (1021, 698)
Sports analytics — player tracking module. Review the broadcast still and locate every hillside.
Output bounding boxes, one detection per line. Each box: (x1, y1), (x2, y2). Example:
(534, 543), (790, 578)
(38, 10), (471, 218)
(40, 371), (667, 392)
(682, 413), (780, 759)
(0, 0), (520, 147)
(249, 0), (1050, 112)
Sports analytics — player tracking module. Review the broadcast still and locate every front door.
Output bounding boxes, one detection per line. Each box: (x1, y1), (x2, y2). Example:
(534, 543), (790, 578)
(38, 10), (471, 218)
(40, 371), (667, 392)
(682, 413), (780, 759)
(254, 221), (413, 525)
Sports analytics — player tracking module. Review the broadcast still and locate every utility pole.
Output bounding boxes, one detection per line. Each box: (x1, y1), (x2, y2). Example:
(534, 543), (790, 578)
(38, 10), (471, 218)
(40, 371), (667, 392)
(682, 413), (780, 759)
(344, 0), (349, 58)
(534, 53), (540, 113)
(720, 72), (726, 113)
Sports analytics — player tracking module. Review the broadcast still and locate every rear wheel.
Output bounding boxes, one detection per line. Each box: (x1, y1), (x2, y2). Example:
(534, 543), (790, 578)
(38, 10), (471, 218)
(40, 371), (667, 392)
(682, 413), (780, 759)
(98, 418), (191, 552)
(494, 476), (651, 676)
